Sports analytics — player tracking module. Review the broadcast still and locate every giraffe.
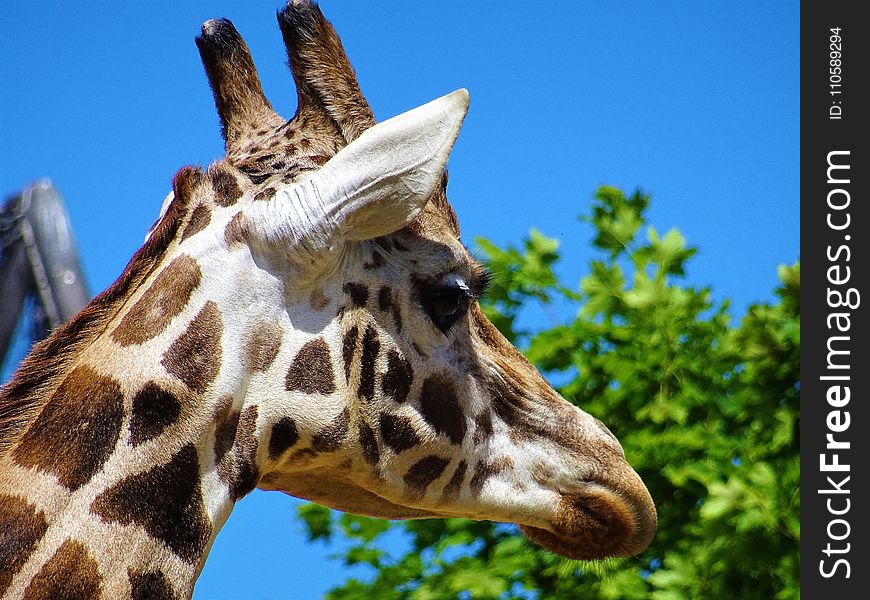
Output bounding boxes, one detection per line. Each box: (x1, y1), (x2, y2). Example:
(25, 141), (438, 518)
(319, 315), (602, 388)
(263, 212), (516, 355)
(0, 2), (656, 598)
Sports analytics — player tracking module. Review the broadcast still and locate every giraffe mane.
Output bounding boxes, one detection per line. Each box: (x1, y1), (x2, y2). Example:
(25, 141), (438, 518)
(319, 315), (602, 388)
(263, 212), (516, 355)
(0, 168), (199, 454)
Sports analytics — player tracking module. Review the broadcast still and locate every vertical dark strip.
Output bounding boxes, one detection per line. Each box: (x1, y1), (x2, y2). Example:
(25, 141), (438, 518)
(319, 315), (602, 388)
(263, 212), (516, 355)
(800, 4), (868, 595)
(342, 325), (359, 382)
(358, 326), (379, 402)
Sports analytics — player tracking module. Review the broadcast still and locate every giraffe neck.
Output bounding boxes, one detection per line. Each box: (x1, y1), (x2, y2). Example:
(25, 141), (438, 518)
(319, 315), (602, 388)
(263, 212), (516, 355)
(0, 328), (249, 599)
(1, 440), (233, 599)
(0, 238), (324, 598)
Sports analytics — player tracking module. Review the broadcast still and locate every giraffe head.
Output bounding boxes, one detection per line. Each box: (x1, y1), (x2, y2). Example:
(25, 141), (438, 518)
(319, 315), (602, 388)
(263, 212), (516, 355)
(172, 2), (655, 561)
(0, 6), (655, 592)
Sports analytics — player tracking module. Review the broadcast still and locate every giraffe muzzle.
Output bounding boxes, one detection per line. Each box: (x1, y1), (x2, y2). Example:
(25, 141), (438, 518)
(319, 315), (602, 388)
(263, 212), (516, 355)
(519, 465), (657, 560)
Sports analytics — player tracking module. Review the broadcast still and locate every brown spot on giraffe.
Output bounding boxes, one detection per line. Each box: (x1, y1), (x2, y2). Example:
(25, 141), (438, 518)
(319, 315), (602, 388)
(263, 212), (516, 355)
(111, 254), (202, 347)
(244, 321), (282, 372)
(128, 382), (181, 447)
(493, 455), (515, 471)
(442, 460), (468, 500)
(469, 460), (494, 497)
(419, 374), (466, 445)
(309, 287), (329, 311)
(213, 398), (238, 480)
(231, 405), (261, 500)
(381, 349), (412, 403)
(91, 444), (211, 563)
(379, 413), (421, 453)
(210, 165), (243, 207)
(224, 211), (249, 246)
(161, 300), (223, 394)
(285, 338), (335, 395)
(308, 154), (332, 167)
(248, 172), (273, 185)
(12, 366), (124, 491)
(180, 203), (211, 242)
(213, 399), (262, 498)
(172, 165), (205, 204)
(357, 326), (379, 403)
(341, 325), (358, 382)
(129, 570), (180, 600)
(358, 420), (380, 465)
(469, 456), (514, 497)
(343, 282), (368, 308)
(532, 464), (556, 488)
(22, 539), (100, 600)
(376, 286), (402, 332)
(268, 416), (299, 460)
(254, 186), (276, 202)
(310, 408), (349, 453)
(0, 494), (48, 595)
(404, 455), (449, 492)
(472, 410), (493, 446)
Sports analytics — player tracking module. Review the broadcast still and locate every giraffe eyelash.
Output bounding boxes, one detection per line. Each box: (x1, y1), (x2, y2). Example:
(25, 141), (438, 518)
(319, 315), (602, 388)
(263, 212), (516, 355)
(471, 267), (493, 299)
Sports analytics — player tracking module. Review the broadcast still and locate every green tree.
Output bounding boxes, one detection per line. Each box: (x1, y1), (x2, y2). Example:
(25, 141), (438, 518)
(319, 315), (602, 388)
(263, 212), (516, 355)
(297, 186), (800, 599)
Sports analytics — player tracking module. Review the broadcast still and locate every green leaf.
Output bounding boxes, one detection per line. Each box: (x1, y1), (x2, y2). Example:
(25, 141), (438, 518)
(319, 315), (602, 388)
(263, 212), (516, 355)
(339, 513), (392, 543)
(297, 503), (333, 542)
(586, 186), (649, 256)
(581, 261), (625, 316)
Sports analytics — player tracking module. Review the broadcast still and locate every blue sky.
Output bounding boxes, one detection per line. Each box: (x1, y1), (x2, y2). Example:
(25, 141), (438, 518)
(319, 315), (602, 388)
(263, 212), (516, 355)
(1, 2), (798, 598)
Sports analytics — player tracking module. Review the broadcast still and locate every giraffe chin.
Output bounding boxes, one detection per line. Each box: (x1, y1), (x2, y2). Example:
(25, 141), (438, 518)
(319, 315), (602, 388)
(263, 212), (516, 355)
(518, 488), (657, 560)
(265, 473), (436, 520)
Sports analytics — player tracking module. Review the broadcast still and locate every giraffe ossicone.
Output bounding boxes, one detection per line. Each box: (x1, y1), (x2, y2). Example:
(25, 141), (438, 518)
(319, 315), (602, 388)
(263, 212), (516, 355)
(0, 3), (656, 598)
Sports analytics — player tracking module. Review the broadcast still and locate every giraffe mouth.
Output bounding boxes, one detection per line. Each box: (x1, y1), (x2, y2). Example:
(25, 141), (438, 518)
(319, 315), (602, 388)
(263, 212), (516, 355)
(518, 486), (657, 560)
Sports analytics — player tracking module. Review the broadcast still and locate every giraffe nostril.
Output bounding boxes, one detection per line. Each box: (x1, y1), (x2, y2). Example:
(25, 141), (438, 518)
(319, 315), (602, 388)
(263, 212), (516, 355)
(520, 461), (657, 560)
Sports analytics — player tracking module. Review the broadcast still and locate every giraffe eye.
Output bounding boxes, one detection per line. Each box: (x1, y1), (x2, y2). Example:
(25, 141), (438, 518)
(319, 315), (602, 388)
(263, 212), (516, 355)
(422, 282), (472, 333)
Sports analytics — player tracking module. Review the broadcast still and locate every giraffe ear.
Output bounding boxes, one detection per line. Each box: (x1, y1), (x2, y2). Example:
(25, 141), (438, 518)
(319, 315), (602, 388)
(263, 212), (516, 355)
(313, 88), (469, 241)
(246, 89), (468, 258)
